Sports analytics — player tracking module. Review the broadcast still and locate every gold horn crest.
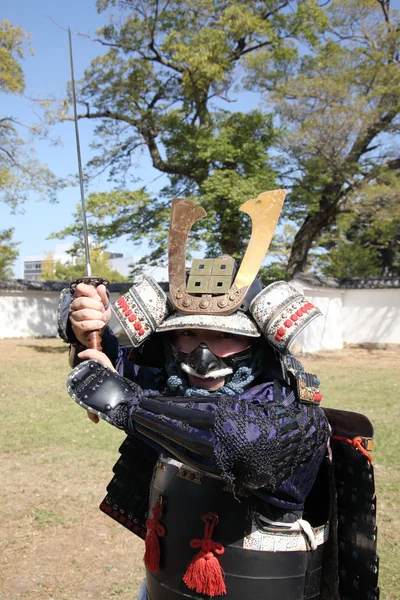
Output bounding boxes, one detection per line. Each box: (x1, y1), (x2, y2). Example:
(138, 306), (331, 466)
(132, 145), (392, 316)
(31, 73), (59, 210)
(168, 190), (286, 315)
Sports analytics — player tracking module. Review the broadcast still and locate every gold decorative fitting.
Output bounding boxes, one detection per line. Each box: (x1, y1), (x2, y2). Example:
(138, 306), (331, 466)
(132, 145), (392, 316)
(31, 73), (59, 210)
(186, 257), (235, 294)
(363, 438), (375, 452)
(176, 466), (202, 484)
(168, 190), (286, 315)
(199, 297), (210, 309)
(222, 483), (249, 498)
(299, 379), (320, 403)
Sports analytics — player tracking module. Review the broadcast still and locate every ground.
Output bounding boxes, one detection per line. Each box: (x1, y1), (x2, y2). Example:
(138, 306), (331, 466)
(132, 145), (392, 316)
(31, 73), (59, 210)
(0, 339), (399, 599)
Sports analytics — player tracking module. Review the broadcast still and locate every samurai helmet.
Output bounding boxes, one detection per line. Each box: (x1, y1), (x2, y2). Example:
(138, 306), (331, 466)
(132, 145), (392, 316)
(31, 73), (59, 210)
(112, 190), (322, 353)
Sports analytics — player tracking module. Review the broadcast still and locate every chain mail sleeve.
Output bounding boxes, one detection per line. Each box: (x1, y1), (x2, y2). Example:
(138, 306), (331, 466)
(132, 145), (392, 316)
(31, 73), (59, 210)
(129, 381), (330, 508)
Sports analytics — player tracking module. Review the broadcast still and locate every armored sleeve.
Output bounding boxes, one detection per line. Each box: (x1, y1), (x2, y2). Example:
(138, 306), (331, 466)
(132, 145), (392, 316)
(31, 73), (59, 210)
(67, 361), (329, 507)
(131, 382), (329, 503)
(58, 288), (79, 345)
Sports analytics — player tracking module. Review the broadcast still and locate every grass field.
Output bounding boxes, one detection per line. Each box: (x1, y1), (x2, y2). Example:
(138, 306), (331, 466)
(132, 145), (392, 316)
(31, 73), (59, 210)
(1, 339), (399, 599)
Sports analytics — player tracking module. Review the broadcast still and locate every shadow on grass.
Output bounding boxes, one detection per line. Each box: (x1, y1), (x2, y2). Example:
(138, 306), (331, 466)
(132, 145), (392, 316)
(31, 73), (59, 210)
(22, 344), (69, 354)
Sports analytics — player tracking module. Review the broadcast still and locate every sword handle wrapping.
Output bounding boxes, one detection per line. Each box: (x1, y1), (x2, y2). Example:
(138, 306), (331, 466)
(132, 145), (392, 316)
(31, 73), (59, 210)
(86, 330), (103, 351)
(69, 276), (110, 352)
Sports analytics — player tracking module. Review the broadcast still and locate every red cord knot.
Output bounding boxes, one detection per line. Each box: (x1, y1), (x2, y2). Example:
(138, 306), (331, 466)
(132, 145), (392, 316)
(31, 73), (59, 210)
(332, 435), (373, 463)
(144, 498), (165, 573)
(183, 512), (226, 597)
(189, 513), (225, 557)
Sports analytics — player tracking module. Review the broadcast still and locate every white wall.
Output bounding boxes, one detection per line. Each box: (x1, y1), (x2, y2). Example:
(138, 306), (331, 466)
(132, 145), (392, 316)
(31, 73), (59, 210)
(0, 290), (122, 339)
(290, 280), (400, 353)
(342, 288), (400, 345)
(0, 285), (399, 351)
(0, 292), (59, 338)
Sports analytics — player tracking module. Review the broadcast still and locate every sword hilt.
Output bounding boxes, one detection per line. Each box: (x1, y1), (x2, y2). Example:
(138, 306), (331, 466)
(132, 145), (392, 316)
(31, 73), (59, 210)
(70, 276), (110, 351)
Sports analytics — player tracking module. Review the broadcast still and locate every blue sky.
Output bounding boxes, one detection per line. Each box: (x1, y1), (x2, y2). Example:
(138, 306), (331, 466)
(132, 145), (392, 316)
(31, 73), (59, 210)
(1, 0), (165, 276)
(2, 1), (266, 278)
(1, 0), (263, 277)
(5, 1), (399, 278)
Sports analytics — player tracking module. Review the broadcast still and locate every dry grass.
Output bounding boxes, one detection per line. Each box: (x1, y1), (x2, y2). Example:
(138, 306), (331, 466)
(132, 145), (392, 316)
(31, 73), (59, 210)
(1, 339), (144, 600)
(0, 339), (399, 599)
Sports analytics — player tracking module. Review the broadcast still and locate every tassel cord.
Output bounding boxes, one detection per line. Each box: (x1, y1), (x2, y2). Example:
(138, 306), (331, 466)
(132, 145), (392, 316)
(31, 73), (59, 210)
(189, 513), (224, 558)
(183, 512), (227, 597)
(146, 502), (166, 537)
(144, 499), (165, 573)
(332, 435), (373, 463)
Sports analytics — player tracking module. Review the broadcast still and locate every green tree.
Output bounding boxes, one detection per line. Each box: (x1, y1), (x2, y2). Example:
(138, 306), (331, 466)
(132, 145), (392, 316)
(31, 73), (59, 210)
(54, 1), (327, 266)
(40, 251), (57, 280)
(316, 174), (400, 277)
(39, 246), (128, 282)
(0, 228), (19, 277)
(259, 223), (297, 282)
(0, 20), (63, 209)
(250, 0), (400, 276)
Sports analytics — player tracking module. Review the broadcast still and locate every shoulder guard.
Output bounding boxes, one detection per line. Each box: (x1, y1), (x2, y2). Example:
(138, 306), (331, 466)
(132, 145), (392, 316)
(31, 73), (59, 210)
(112, 276), (171, 347)
(282, 354), (322, 405)
(324, 407), (379, 599)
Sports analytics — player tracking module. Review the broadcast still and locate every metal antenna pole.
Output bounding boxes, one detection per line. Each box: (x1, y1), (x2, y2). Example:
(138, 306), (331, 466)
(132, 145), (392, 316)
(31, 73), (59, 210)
(68, 27), (91, 277)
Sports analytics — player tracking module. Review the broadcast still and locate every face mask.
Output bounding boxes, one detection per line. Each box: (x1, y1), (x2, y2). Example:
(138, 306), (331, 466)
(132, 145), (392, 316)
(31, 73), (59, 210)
(171, 342), (253, 380)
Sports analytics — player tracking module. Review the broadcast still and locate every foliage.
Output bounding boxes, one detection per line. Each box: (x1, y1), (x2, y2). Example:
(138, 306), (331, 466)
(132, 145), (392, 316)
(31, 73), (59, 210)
(37, 246), (128, 282)
(259, 223), (297, 282)
(0, 227), (19, 277)
(40, 251), (57, 280)
(248, 0), (400, 276)
(54, 1), (328, 268)
(318, 178), (400, 277)
(0, 20), (64, 209)
(53, 1), (400, 278)
(0, 19), (29, 94)
(52, 112), (277, 267)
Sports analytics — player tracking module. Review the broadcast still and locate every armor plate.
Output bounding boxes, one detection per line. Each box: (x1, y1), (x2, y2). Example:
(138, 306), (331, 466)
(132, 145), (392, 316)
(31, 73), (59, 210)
(100, 408), (379, 600)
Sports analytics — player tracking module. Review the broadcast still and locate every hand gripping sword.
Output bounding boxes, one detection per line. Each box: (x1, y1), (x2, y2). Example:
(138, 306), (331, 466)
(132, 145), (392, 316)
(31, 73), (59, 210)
(68, 28), (109, 351)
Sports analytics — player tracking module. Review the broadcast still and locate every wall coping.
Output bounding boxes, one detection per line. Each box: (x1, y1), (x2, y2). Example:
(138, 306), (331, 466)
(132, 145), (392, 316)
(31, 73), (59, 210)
(0, 279), (130, 293)
(293, 274), (400, 289)
(1, 275), (399, 293)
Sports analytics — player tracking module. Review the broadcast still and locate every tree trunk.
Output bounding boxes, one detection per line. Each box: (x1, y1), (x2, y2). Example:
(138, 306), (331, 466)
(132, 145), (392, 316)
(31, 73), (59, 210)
(287, 193), (341, 278)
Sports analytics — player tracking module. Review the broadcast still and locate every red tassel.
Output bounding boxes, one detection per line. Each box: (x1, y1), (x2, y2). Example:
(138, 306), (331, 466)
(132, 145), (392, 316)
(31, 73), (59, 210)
(183, 512), (226, 597)
(144, 498), (165, 573)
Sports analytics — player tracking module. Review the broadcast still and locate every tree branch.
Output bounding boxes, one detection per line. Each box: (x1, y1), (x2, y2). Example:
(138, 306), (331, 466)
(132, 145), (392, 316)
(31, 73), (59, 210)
(347, 104), (398, 164)
(62, 109), (139, 128)
(377, 0), (391, 25)
(0, 146), (30, 174)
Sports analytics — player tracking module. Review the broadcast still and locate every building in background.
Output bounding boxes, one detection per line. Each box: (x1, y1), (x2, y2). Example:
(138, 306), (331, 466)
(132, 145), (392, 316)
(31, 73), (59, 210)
(22, 244), (168, 281)
(23, 257), (46, 280)
(23, 244), (73, 280)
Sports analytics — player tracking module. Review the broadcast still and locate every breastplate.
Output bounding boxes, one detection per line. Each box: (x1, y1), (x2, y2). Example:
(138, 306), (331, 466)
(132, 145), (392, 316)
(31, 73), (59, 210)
(146, 456), (328, 600)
